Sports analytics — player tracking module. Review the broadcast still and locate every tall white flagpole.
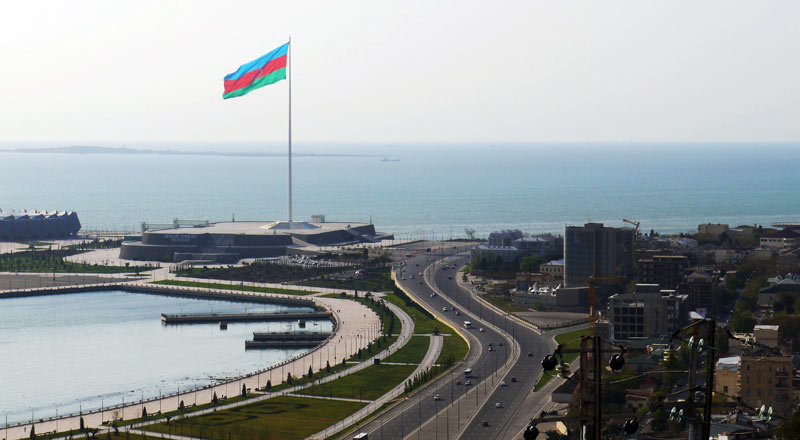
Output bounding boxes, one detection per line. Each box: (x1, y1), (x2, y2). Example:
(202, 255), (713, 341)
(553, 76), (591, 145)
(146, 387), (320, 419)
(287, 37), (293, 229)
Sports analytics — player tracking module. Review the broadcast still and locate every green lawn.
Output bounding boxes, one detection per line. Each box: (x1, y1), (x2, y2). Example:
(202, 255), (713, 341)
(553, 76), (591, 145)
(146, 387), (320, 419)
(534, 327), (592, 390)
(347, 335), (399, 362)
(151, 279), (312, 295)
(300, 364), (416, 401)
(143, 395), (364, 440)
(436, 333), (469, 366)
(382, 293), (441, 334)
(301, 267), (396, 292)
(384, 335), (430, 364)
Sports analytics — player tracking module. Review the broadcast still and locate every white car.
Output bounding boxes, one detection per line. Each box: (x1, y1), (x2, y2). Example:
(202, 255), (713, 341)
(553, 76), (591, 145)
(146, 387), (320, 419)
(442, 306), (448, 312)
(495, 402), (502, 408)
(479, 328), (484, 332)
(434, 394), (441, 401)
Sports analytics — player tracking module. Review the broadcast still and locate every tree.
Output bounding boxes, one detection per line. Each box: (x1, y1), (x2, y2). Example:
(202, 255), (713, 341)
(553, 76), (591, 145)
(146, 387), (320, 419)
(80, 417), (85, 431)
(308, 366), (314, 378)
(142, 406), (147, 418)
(266, 380), (272, 391)
(326, 360), (331, 372)
(242, 383), (247, 397)
(287, 372), (293, 385)
(212, 392), (218, 404)
(29, 425), (35, 439)
(178, 400), (185, 411)
(464, 228), (476, 240)
(730, 302), (756, 332)
(779, 414), (800, 439)
(520, 255), (545, 273)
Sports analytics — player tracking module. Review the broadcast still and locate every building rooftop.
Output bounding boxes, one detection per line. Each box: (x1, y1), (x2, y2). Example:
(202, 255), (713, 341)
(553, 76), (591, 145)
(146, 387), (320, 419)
(763, 229), (800, 239)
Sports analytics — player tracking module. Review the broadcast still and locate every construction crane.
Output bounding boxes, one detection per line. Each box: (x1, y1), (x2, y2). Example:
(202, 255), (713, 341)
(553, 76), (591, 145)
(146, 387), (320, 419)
(622, 218), (640, 234)
(566, 275), (629, 336)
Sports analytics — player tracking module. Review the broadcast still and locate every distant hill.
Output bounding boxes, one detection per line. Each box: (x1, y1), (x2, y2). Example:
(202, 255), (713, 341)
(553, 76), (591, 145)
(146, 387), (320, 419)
(0, 145), (378, 157)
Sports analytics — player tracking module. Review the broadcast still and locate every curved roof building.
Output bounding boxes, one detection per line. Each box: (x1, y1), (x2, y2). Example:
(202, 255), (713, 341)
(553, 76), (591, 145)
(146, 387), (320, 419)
(0, 210), (81, 240)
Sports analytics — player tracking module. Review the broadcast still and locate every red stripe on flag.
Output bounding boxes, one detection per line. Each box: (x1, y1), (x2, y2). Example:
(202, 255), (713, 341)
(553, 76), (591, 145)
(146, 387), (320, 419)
(224, 55), (287, 94)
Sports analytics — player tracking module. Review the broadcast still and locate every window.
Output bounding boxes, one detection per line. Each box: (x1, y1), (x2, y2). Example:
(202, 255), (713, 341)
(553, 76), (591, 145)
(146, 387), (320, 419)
(723, 386), (728, 393)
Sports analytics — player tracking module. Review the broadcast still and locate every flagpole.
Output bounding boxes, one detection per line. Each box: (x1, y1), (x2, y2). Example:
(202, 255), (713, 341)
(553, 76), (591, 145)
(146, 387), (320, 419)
(287, 37), (293, 229)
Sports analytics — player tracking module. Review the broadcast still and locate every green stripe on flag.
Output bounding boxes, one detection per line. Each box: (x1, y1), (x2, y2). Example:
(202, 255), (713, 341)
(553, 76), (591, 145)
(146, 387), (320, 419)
(223, 68), (287, 99)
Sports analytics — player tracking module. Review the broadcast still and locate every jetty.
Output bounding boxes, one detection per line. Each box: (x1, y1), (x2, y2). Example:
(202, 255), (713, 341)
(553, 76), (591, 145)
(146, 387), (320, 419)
(245, 331), (332, 349)
(160, 310), (332, 325)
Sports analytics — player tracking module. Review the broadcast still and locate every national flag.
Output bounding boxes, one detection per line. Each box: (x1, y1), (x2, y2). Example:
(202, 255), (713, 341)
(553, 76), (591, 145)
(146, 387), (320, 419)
(223, 42), (289, 99)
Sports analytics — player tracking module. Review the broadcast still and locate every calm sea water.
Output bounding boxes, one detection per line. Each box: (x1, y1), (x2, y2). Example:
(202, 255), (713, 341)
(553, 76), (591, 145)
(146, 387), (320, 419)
(1, 143), (799, 236)
(0, 290), (330, 425)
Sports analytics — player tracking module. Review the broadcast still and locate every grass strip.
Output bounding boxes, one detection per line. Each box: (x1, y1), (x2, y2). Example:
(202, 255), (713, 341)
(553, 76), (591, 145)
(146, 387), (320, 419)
(142, 395), (365, 440)
(299, 364), (416, 401)
(435, 333), (469, 366)
(151, 279), (312, 295)
(533, 327), (591, 389)
(383, 335), (430, 364)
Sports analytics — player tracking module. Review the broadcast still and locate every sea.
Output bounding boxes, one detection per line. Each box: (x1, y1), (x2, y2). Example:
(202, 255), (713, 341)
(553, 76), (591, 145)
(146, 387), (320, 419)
(0, 142), (799, 236)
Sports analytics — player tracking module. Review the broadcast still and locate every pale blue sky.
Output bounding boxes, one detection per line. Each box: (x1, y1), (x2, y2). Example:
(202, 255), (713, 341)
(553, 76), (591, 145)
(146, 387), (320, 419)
(0, 1), (798, 144)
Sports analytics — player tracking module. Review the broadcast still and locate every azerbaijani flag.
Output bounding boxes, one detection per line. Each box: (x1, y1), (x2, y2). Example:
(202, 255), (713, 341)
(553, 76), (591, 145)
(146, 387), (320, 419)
(223, 42), (289, 99)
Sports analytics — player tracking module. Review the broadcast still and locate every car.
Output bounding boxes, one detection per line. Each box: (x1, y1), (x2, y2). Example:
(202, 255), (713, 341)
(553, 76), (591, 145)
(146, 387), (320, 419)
(479, 328), (484, 332)
(434, 394), (441, 401)
(498, 342), (504, 346)
(495, 402), (502, 408)
(401, 277), (406, 280)
(418, 273), (422, 276)
(419, 280), (423, 284)
(448, 276), (452, 280)
(415, 263), (419, 266)
(482, 421), (489, 427)
(456, 380), (462, 385)
(455, 311), (461, 316)
(488, 342), (493, 346)
(500, 380), (507, 386)
(488, 347), (493, 351)
(442, 306), (448, 311)
(510, 377), (518, 382)
(409, 275), (414, 279)
(430, 293), (436, 297)
(527, 352), (533, 357)
(465, 380), (472, 386)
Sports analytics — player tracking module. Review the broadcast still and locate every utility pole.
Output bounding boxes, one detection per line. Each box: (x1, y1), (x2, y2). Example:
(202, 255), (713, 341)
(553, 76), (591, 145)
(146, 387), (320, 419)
(687, 325), (699, 440)
(593, 335), (602, 440)
(701, 320), (716, 440)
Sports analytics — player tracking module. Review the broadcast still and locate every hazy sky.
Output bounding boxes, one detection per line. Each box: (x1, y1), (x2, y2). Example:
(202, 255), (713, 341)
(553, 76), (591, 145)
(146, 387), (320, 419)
(1, 1), (798, 145)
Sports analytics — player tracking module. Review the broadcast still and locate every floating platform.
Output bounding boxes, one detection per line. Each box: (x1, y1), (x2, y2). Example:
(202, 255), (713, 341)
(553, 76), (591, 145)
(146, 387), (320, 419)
(245, 331), (332, 349)
(160, 311), (332, 325)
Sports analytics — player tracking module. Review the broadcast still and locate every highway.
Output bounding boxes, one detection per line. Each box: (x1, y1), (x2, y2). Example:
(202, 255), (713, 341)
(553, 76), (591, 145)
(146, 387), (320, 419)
(351, 242), (561, 440)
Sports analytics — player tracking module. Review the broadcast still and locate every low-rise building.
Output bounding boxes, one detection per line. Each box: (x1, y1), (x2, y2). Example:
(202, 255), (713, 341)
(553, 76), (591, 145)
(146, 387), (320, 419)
(699, 223), (729, 237)
(753, 325), (780, 348)
(540, 258), (564, 278)
(760, 229), (800, 249)
(607, 284), (689, 341)
(680, 269), (717, 314)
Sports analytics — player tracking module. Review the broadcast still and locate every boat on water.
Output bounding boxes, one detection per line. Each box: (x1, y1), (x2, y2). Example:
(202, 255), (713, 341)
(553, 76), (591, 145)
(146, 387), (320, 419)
(381, 157), (400, 162)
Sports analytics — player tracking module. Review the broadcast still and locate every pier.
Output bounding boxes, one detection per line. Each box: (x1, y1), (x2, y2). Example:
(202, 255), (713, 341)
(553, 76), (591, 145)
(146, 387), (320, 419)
(245, 331), (332, 348)
(160, 310), (333, 325)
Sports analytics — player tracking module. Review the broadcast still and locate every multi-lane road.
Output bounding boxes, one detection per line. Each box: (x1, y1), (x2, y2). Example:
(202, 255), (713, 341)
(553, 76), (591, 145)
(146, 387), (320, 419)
(353, 243), (564, 439)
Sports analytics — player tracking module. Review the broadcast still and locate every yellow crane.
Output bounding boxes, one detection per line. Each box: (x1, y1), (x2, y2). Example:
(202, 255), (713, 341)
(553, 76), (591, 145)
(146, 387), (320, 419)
(622, 218), (640, 234)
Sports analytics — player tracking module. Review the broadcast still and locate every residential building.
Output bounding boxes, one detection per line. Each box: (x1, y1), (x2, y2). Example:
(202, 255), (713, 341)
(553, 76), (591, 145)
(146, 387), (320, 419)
(470, 244), (519, 263)
(513, 235), (563, 259)
(488, 229), (524, 247)
(564, 223), (635, 285)
(637, 255), (689, 290)
(758, 279), (800, 308)
(740, 356), (793, 417)
(473, 230), (563, 264)
(715, 356), (741, 396)
(679, 269), (717, 315)
(760, 229), (800, 249)
(607, 284), (689, 341)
